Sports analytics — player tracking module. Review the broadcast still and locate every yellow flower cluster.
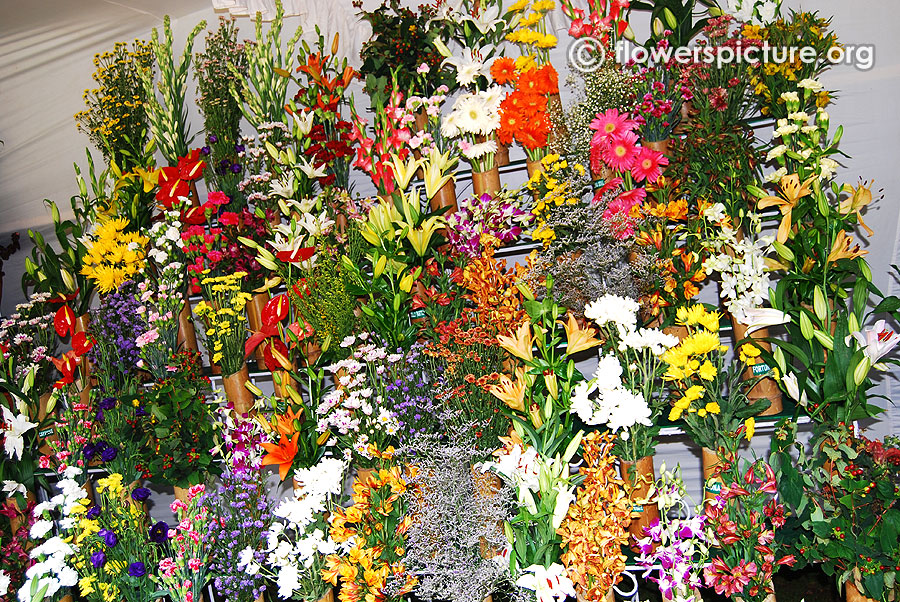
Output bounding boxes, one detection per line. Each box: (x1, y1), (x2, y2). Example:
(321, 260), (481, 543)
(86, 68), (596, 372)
(81, 217), (149, 294)
(528, 154), (585, 244)
(506, 0), (558, 52)
(195, 272), (251, 369)
(660, 305), (725, 421)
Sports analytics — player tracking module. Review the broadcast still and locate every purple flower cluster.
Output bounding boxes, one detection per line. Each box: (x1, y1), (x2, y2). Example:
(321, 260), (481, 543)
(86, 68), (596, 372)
(382, 345), (443, 442)
(445, 192), (532, 258)
(88, 281), (147, 383)
(82, 440), (118, 464)
(635, 514), (708, 600)
(204, 469), (273, 602)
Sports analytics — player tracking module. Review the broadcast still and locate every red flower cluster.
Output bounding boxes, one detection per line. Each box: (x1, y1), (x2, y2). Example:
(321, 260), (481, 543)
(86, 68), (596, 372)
(349, 88), (412, 195)
(156, 149), (206, 209)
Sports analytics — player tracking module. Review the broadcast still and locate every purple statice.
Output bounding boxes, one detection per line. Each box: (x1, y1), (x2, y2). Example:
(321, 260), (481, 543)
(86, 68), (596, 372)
(380, 343), (443, 444)
(445, 191), (533, 258)
(88, 280), (147, 389)
(204, 468), (273, 602)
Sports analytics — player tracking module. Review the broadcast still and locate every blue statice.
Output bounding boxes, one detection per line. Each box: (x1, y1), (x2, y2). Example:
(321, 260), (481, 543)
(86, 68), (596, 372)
(204, 467), (273, 602)
(88, 280), (147, 393)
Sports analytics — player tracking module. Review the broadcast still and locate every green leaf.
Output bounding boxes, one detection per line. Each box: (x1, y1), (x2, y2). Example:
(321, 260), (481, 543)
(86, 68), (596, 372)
(872, 296), (900, 315)
(881, 509), (900, 553)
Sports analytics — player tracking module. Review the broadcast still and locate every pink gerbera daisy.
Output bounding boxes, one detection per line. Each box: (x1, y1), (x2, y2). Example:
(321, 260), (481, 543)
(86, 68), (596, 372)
(631, 146), (669, 183)
(589, 108), (637, 145)
(601, 130), (640, 172)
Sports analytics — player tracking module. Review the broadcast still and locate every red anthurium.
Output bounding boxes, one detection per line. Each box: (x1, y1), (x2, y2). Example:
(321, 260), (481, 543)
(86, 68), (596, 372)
(181, 205), (208, 225)
(263, 294), (290, 327)
(46, 290), (79, 304)
(287, 321), (315, 347)
(262, 339), (293, 372)
(177, 149), (206, 181)
(51, 351), (79, 389)
(275, 247), (316, 264)
(156, 167), (190, 209)
(54, 305), (75, 338)
(72, 331), (95, 356)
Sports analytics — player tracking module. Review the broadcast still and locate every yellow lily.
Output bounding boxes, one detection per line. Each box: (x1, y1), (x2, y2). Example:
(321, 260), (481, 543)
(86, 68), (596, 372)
(757, 174), (815, 243)
(497, 320), (534, 362)
(361, 198), (401, 245)
(405, 215), (446, 256)
(826, 229), (868, 264)
(422, 149), (457, 199)
(839, 180), (875, 236)
(485, 367), (528, 412)
(133, 167), (159, 193)
(389, 154), (423, 192)
(560, 313), (601, 356)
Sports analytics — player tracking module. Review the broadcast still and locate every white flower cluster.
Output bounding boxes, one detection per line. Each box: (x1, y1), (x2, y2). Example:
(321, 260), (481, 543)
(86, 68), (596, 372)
(239, 457), (345, 599)
(723, 0), (780, 24)
(441, 86), (503, 165)
(17, 472), (85, 602)
(701, 219), (774, 322)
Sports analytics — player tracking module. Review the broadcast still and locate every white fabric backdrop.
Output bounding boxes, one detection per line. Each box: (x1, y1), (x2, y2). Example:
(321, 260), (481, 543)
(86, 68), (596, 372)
(1, 0), (897, 507)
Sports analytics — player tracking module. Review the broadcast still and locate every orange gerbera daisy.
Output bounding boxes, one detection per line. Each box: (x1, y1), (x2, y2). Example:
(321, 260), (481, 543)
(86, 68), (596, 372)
(491, 57), (518, 85)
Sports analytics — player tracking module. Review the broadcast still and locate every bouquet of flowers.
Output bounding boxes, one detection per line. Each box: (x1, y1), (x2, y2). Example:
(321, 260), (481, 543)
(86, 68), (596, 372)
(194, 272), (252, 377)
(80, 218), (148, 295)
(244, 457), (344, 601)
(492, 57), (559, 161)
(445, 190), (532, 259)
(87, 280), (147, 395)
(441, 86), (503, 173)
(660, 304), (769, 453)
(153, 485), (214, 602)
(573, 294), (679, 462)
(628, 48), (692, 143)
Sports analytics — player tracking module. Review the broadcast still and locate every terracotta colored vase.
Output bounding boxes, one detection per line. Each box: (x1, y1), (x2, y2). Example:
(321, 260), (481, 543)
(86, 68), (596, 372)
(173, 486), (189, 502)
(317, 589), (335, 602)
(845, 572), (887, 602)
(429, 178), (458, 215)
(224, 363), (255, 420)
(495, 137), (511, 166)
(620, 456), (660, 545)
(472, 166), (501, 197)
(731, 319), (783, 416)
(644, 138), (670, 157)
(525, 157), (545, 179)
(702, 447), (727, 504)
(245, 291), (270, 365)
(272, 369), (297, 400)
(177, 300), (199, 353)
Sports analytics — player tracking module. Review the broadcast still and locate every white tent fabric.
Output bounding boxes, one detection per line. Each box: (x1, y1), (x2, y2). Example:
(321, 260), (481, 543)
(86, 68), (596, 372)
(0, 1), (897, 508)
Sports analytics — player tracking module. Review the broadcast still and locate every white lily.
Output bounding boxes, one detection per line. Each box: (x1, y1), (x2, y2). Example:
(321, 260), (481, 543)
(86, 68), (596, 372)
(733, 306), (790, 336)
(269, 175), (296, 199)
(296, 157), (327, 181)
(1, 406), (37, 460)
(515, 563), (576, 602)
(462, 7), (502, 34)
(291, 109), (315, 138)
(780, 371), (808, 405)
(850, 319), (900, 363)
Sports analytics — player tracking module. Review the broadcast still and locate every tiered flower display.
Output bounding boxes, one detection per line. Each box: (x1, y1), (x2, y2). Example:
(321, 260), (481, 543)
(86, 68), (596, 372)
(7, 4), (900, 602)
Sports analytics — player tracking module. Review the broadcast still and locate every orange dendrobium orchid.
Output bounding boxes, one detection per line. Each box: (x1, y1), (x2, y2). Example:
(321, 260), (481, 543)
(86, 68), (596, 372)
(497, 320), (534, 362)
(561, 313), (601, 356)
(484, 367), (528, 413)
(757, 174), (815, 244)
(260, 433), (299, 481)
(826, 229), (869, 264)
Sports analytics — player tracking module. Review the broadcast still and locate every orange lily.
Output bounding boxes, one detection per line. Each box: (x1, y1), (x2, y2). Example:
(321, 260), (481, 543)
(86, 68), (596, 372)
(484, 367), (528, 412)
(758, 174), (815, 243)
(260, 433), (298, 481)
(826, 230), (869, 264)
(497, 320), (534, 361)
(839, 180), (875, 236)
(273, 406), (303, 437)
(561, 313), (601, 356)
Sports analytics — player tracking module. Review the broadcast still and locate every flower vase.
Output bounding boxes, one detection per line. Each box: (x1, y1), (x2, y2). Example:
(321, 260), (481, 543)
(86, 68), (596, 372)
(224, 363), (255, 420)
(845, 570), (889, 602)
(662, 324), (689, 342)
(495, 136), (510, 166)
(576, 585), (615, 602)
(429, 178), (458, 215)
(736, 580), (776, 602)
(177, 299), (199, 353)
(188, 180), (201, 209)
(354, 467), (376, 489)
(245, 291), (270, 366)
(317, 588), (334, 602)
(37, 391), (56, 455)
(547, 93), (569, 149)
(644, 138), (670, 157)
(525, 156), (545, 180)
(701, 447), (725, 503)
(619, 456), (660, 545)
(472, 166), (501, 198)
(471, 465), (503, 559)
(173, 486), (189, 502)
(730, 319), (783, 416)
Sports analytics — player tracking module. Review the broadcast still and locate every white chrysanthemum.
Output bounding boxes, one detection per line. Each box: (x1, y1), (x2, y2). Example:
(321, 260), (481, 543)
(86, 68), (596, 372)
(584, 294), (640, 333)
